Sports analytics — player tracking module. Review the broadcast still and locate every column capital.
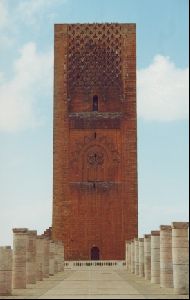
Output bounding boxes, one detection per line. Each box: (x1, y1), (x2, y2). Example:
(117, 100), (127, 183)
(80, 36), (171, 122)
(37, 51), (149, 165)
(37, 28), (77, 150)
(0, 246), (11, 250)
(144, 234), (151, 238)
(28, 230), (37, 236)
(151, 230), (160, 236)
(160, 225), (172, 231)
(37, 235), (44, 240)
(172, 222), (189, 229)
(13, 228), (28, 234)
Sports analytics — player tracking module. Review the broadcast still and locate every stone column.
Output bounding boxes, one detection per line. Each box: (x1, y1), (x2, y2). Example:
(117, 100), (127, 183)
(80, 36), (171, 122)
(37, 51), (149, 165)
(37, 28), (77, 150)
(130, 241), (135, 274)
(127, 242), (131, 272)
(26, 230), (37, 284)
(57, 241), (62, 272)
(58, 241), (64, 272)
(125, 242), (128, 268)
(144, 234), (151, 280)
(151, 230), (160, 284)
(54, 242), (58, 274)
(138, 238), (144, 277)
(160, 225), (173, 288)
(60, 242), (64, 272)
(125, 242), (128, 269)
(36, 236), (44, 281)
(134, 238), (139, 275)
(49, 241), (55, 276)
(43, 238), (50, 278)
(12, 228), (28, 289)
(0, 246), (12, 295)
(172, 222), (189, 295)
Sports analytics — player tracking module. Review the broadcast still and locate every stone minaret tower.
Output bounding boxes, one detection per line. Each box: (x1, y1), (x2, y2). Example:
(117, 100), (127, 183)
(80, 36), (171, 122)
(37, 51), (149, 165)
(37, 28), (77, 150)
(52, 23), (138, 260)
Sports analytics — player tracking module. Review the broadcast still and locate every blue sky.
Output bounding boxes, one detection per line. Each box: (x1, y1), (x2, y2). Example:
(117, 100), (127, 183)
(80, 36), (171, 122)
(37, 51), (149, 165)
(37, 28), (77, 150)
(0, 0), (189, 246)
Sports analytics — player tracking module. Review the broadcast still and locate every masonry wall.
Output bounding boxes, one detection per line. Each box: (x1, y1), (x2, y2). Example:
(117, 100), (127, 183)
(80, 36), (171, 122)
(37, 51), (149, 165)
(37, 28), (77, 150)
(52, 23), (138, 260)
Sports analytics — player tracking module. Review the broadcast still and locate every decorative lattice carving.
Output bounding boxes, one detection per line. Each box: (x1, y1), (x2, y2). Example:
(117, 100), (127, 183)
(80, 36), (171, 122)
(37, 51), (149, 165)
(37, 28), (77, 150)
(67, 24), (123, 101)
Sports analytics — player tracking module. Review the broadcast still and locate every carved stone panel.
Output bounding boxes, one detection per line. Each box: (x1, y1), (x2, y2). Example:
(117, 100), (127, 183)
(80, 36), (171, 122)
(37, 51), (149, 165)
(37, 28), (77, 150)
(69, 133), (120, 182)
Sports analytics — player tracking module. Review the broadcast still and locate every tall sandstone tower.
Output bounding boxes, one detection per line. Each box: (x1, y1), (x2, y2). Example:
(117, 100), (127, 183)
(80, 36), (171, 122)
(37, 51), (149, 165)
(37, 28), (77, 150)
(52, 23), (138, 260)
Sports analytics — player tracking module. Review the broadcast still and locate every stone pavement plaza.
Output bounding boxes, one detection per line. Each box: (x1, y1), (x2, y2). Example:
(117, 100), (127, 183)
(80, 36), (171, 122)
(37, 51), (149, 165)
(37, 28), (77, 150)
(0, 270), (188, 299)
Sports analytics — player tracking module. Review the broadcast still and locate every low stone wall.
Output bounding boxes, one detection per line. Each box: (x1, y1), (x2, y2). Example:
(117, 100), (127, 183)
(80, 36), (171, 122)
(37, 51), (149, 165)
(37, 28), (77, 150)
(126, 222), (189, 295)
(64, 260), (126, 270)
(0, 228), (64, 296)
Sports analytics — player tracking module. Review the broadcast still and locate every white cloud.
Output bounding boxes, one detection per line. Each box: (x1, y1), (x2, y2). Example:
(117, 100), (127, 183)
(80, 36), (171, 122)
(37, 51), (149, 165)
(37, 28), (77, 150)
(16, 0), (66, 24)
(0, 0), (8, 29)
(18, 0), (52, 15)
(0, 42), (53, 132)
(137, 55), (189, 121)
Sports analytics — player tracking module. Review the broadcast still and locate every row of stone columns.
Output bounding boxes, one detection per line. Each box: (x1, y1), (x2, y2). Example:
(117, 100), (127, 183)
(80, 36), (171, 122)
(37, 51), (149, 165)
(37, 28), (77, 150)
(126, 222), (189, 295)
(0, 228), (64, 295)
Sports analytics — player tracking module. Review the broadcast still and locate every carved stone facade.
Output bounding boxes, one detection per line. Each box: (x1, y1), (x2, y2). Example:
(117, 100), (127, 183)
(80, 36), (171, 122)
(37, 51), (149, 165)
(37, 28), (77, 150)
(52, 23), (138, 260)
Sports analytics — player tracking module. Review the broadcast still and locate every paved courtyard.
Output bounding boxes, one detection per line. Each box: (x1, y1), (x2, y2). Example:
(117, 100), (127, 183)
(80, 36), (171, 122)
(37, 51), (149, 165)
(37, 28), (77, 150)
(0, 270), (189, 299)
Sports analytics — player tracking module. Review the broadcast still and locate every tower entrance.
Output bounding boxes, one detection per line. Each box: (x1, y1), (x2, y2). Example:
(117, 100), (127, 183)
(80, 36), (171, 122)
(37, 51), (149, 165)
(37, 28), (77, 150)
(91, 247), (100, 260)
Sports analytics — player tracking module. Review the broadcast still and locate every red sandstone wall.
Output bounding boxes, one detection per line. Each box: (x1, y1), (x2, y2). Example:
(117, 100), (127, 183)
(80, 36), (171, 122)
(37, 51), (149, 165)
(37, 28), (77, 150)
(52, 24), (138, 260)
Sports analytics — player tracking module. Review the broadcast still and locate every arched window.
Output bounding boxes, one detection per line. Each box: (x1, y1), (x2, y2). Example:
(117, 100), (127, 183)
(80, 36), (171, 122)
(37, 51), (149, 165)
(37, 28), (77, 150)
(91, 246), (100, 260)
(93, 95), (98, 111)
